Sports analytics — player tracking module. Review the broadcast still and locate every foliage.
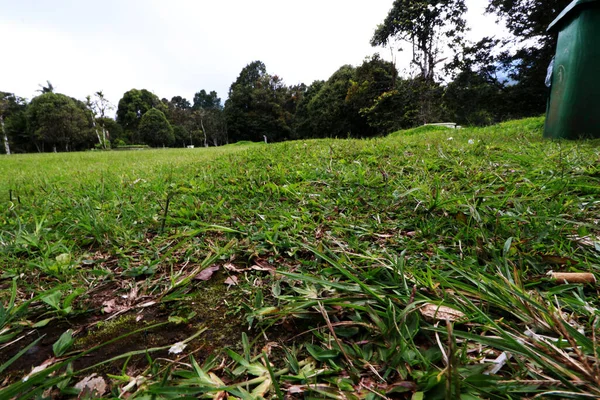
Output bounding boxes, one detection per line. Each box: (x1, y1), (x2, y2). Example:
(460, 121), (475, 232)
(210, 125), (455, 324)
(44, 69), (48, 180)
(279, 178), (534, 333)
(443, 68), (501, 126)
(26, 92), (94, 152)
(481, 0), (572, 118)
(116, 89), (167, 142)
(300, 65), (356, 138)
(0, 92), (28, 154)
(137, 108), (174, 147)
(371, 0), (467, 80)
(225, 60), (293, 143)
(192, 90), (222, 111)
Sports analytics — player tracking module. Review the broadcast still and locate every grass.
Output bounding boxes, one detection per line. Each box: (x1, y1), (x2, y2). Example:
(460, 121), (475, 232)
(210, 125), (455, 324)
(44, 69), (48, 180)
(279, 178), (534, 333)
(1, 116), (599, 399)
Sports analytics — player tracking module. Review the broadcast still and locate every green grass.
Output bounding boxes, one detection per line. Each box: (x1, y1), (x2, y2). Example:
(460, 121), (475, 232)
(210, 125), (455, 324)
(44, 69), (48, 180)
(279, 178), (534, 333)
(1, 117), (599, 399)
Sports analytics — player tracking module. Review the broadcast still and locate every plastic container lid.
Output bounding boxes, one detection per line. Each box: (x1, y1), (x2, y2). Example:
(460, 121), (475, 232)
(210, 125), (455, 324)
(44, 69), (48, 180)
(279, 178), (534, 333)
(548, 0), (599, 32)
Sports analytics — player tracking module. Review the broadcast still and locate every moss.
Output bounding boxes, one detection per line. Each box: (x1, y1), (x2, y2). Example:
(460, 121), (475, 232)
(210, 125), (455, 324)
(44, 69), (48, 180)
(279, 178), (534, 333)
(75, 314), (139, 349)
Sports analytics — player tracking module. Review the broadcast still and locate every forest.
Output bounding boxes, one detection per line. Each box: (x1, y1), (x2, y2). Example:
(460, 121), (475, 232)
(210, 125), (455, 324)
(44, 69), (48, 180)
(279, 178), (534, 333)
(0, 0), (569, 153)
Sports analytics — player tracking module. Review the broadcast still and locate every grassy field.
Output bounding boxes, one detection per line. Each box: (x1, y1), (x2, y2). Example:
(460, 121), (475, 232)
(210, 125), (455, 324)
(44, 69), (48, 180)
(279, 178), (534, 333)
(1, 117), (599, 399)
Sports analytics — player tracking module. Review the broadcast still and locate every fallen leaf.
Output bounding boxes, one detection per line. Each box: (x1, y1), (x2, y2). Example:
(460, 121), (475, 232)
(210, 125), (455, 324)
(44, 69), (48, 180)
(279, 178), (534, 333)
(540, 254), (578, 266)
(22, 358), (58, 382)
(419, 303), (465, 322)
(288, 385), (306, 394)
(224, 276), (239, 286)
(102, 299), (117, 314)
(387, 380), (418, 393)
(127, 285), (139, 305)
(251, 264), (276, 274)
(168, 342), (187, 354)
(194, 265), (221, 281)
(223, 263), (244, 273)
(75, 373), (107, 395)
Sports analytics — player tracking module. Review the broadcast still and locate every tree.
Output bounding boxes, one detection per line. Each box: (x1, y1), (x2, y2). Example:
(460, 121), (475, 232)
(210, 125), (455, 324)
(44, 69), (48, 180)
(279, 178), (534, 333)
(0, 94), (11, 154)
(170, 96), (191, 110)
(444, 37), (508, 125)
(138, 108), (174, 147)
(86, 91), (114, 149)
(371, 0), (467, 81)
(192, 90), (222, 111)
(27, 93), (94, 152)
(292, 81), (323, 139)
(301, 65), (356, 138)
(116, 89), (167, 143)
(346, 54), (398, 135)
(97, 117), (124, 145)
(0, 92), (28, 154)
(38, 81), (55, 94)
(225, 61), (291, 143)
(483, 0), (572, 117)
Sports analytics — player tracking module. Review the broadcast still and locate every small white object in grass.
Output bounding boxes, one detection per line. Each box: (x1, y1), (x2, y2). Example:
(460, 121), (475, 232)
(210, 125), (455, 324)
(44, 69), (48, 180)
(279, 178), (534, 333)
(22, 358), (57, 382)
(168, 342), (187, 354)
(468, 139), (475, 145)
(447, 137), (454, 141)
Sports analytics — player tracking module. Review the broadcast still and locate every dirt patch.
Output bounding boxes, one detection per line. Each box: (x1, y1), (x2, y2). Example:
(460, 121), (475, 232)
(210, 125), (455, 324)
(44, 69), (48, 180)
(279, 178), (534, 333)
(0, 270), (290, 387)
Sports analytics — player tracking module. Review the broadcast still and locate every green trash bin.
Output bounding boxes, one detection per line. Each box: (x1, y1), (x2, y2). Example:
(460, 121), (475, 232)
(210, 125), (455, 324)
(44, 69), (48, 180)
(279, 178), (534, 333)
(544, 0), (600, 139)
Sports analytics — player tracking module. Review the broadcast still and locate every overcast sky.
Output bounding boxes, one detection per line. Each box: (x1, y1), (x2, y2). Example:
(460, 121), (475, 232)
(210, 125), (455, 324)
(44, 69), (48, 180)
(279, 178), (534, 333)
(0, 0), (507, 114)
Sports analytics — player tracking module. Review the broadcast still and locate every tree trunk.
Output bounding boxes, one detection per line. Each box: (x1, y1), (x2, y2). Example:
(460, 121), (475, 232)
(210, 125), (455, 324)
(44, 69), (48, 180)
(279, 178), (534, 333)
(91, 116), (104, 149)
(0, 115), (10, 155)
(200, 118), (208, 147)
(101, 126), (108, 149)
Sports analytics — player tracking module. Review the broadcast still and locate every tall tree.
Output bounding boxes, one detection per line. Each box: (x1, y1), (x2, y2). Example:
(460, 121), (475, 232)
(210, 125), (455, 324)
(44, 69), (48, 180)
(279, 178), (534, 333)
(302, 65), (356, 138)
(138, 108), (174, 147)
(371, 0), (467, 81)
(27, 93), (93, 152)
(38, 81), (55, 94)
(192, 90), (222, 111)
(346, 54), (398, 135)
(484, 0), (571, 116)
(0, 92), (28, 154)
(86, 91), (114, 149)
(292, 81), (324, 139)
(116, 89), (167, 143)
(0, 94), (11, 155)
(225, 61), (291, 143)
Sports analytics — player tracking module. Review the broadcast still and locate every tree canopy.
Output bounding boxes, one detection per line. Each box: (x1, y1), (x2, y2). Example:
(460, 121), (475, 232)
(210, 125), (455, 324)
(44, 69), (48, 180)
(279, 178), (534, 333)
(138, 108), (174, 147)
(116, 89), (167, 142)
(371, 0), (467, 80)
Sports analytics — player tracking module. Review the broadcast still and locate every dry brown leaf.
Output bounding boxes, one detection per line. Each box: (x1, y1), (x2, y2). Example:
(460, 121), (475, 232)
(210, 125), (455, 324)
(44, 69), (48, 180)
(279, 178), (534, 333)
(251, 264), (276, 274)
(419, 303), (466, 322)
(223, 263), (244, 272)
(287, 385), (306, 394)
(224, 276), (239, 286)
(194, 265), (221, 281)
(127, 285), (139, 304)
(74, 373), (107, 396)
(22, 357), (58, 382)
(540, 255), (578, 266)
(102, 299), (117, 314)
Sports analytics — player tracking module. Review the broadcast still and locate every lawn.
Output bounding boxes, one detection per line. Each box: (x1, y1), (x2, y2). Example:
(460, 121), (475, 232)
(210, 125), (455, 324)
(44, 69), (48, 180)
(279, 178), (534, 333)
(1, 117), (599, 399)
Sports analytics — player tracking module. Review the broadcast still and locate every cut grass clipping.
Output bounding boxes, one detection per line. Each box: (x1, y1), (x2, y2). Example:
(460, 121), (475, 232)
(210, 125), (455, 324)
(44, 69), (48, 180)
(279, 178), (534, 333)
(1, 117), (599, 399)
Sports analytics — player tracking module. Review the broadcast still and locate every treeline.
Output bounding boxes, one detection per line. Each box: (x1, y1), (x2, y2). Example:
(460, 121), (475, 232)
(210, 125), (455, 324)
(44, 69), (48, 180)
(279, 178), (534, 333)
(0, 0), (568, 153)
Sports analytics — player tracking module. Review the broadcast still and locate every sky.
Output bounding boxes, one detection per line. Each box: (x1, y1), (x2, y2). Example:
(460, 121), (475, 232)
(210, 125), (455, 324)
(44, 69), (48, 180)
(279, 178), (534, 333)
(0, 0), (508, 115)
